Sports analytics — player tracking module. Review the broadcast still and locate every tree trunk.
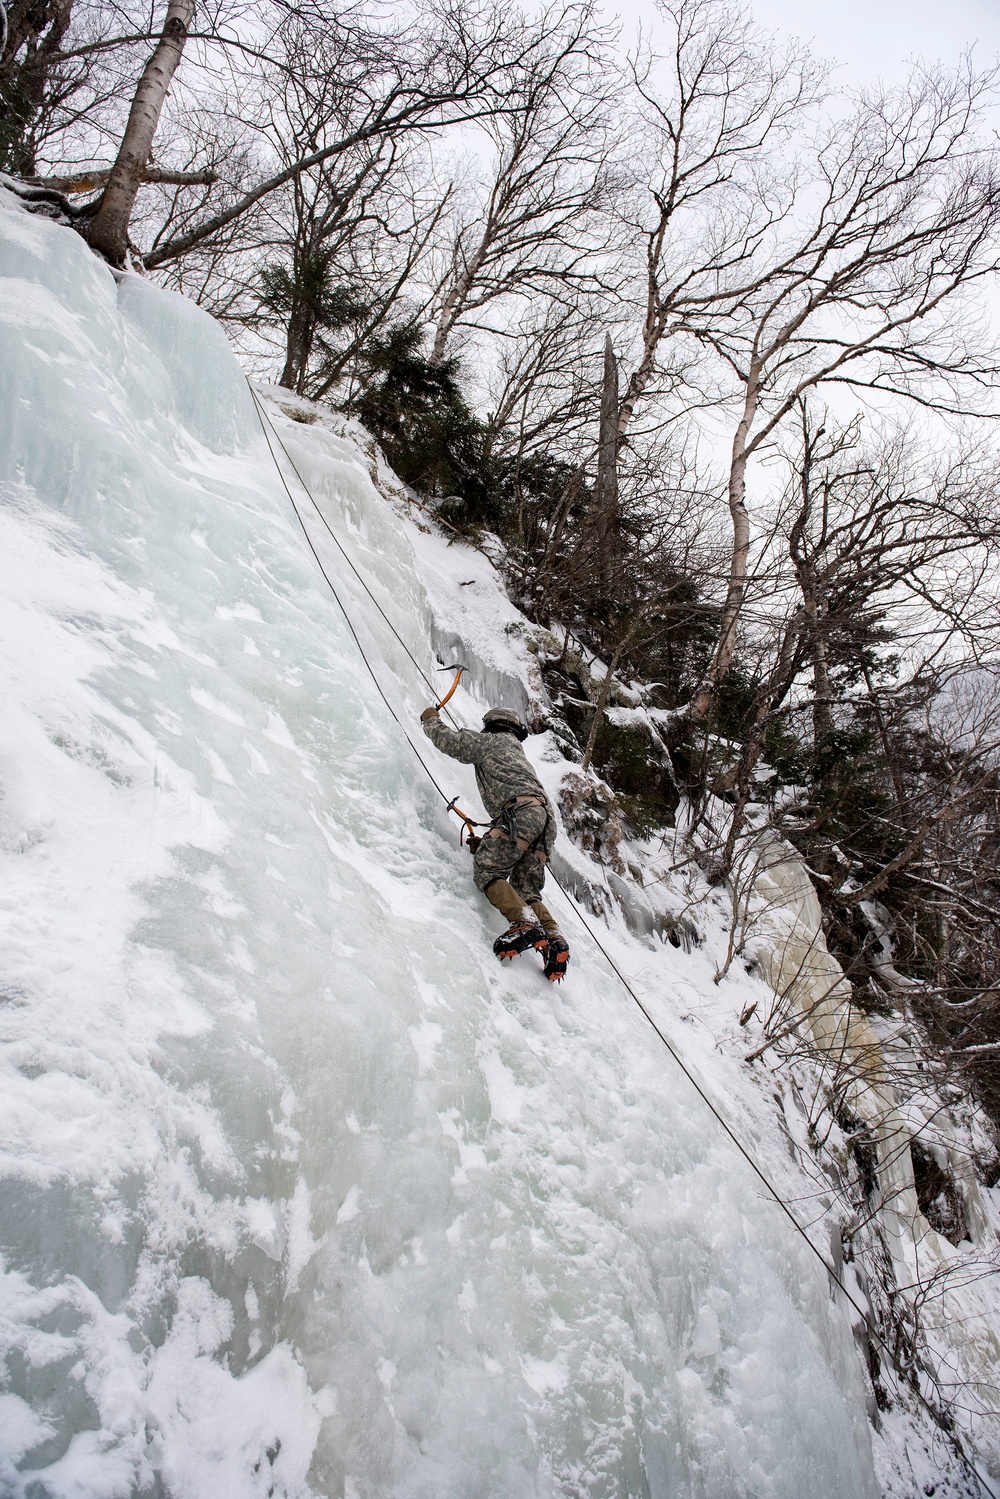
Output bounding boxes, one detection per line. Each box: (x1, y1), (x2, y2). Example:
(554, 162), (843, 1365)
(85, 0), (194, 265)
(430, 267), (471, 365)
(0, 0), (73, 175)
(716, 609), (803, 877)
(800, 567), (835, 750)
(593, 334), (621, 597)
(614, 202), (669, 445)
(935, 807), (955, 989)
(28, 166), (216, 194)
(796, 564), (837, 875)
(430, 239), (486, 365)
(280, 292), (313, 395)
(860, 660), (906, 811)
(581, 639), (627, 773)
(689, 363), (759, 720)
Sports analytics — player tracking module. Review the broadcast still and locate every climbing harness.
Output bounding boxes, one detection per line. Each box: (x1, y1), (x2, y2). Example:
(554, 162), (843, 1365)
(245, 379), (996, 1497)
(491, 797), (550, 864)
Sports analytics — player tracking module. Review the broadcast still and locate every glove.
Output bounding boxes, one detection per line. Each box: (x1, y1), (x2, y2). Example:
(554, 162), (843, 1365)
(420, 706), (439, 722)
(467, 834), (481, 854)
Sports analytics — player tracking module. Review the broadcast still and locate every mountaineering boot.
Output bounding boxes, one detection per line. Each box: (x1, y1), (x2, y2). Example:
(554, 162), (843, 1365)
(541, 935), (570, 982)
(493, 921), (547, 961)
(527, 900), (568, 979)
(485, 877), (545, 961)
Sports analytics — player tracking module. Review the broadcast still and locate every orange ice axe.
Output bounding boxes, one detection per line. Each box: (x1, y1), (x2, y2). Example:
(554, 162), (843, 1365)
(435, 663), (467, 711)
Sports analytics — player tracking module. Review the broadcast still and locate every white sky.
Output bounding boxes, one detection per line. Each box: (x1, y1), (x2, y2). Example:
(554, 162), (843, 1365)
(750, 0), (1000, 82)
(618, 0), (1000, 84)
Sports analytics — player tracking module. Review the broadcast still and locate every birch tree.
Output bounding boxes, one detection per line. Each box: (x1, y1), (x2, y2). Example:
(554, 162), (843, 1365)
(682, 62), (1000, 720)
(614, 0), (823, 447)
(85, 0), (195, 264)
(605, 1), (1000, 727)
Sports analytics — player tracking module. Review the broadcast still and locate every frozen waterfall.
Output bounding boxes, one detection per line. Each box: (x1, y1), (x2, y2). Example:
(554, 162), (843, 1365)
(0, 192), (879, 1497)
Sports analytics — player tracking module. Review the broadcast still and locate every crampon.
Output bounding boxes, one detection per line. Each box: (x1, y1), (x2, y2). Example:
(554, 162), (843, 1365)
(541, 935), (570, 982)
(493, 921), (547, 961)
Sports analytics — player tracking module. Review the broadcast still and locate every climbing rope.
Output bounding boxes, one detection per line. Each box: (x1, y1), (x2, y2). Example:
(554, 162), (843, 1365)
(247, 384), (454, 708)
(246, 379), (995, 1496)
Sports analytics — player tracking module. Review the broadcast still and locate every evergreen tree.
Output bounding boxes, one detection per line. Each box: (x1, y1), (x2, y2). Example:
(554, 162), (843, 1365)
(350, 324), (496, 527)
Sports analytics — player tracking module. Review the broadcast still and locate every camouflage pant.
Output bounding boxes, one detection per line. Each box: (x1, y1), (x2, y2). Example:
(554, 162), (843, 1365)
(473, 802), (555, 904)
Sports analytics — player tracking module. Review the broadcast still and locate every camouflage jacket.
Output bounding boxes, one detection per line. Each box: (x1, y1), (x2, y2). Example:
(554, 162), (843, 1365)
(421, 715), (548, 820)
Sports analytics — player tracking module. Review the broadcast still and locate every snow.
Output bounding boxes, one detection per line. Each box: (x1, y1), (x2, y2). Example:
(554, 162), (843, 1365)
(0, 187), (899, 1495)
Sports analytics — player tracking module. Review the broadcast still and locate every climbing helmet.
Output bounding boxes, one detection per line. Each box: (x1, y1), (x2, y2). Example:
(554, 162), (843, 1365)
(482, 707), (528, 741)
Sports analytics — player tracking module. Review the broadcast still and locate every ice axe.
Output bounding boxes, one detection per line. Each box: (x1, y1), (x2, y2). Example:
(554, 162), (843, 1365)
(435, 662), (467, 711)
(445, 794), (486, 847)
(433, 665), (486, 847)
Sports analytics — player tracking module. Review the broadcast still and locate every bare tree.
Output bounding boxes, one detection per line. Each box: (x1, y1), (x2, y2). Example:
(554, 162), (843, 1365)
(601, 2), (1000, 728)
(83, 0), (194, 264)
(141, 1), (605, 274)
(681, 62), (1000, 719)
(0, 0), (172, 177)
(707, 405), (1000, 875)
(613, 0), (824, 446)
(237, 13), (456, 395)
(424, 12), (616, 366)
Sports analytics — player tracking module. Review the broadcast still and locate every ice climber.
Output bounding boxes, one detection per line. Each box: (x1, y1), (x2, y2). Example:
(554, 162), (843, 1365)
(420, 704), (570, 981)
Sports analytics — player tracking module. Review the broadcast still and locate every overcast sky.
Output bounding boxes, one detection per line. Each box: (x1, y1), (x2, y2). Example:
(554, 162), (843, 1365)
(617, 1), (1000, 86)
(750, 0), (1000, 82)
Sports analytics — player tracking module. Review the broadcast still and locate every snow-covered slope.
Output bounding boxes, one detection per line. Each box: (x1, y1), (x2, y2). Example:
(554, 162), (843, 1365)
(0, 190), (940, 1497)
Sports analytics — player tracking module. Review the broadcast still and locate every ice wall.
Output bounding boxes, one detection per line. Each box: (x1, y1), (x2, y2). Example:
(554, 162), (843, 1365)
(0, 194), (879, 1498)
